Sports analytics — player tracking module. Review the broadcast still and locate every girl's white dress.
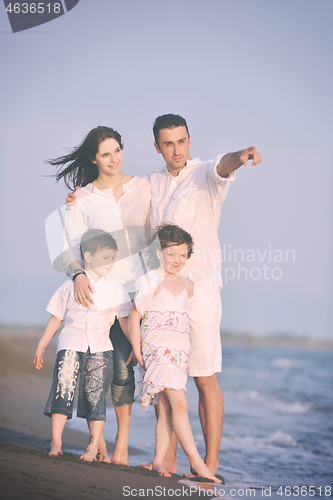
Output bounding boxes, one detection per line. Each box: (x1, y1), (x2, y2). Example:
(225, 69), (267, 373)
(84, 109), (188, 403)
(134, 271), (195, 410)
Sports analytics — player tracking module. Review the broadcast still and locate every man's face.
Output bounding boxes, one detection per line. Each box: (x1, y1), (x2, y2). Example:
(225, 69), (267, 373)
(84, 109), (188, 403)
(154, 126), (191, 176)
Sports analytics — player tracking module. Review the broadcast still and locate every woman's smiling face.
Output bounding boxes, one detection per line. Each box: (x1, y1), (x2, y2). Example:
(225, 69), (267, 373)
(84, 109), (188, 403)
(92, 138), (123, 177)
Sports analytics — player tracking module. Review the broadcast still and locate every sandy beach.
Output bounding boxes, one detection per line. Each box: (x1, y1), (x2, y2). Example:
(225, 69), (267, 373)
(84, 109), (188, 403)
(0, 327), (225, 500)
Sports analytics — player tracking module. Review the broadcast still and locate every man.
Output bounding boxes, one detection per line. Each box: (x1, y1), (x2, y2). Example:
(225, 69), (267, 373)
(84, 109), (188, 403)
(148, 114), (262, 476)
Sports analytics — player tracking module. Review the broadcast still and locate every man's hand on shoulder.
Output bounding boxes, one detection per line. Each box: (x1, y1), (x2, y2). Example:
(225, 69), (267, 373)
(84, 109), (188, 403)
(66, 186), (80, 210)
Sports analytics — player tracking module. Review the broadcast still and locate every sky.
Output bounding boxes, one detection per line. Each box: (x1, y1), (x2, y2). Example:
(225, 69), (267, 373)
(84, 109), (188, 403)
(0, 0), (332, 339)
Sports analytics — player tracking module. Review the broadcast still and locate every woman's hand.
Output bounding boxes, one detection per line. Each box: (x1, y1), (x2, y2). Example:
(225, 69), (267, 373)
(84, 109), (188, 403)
(74, 273), (95, 307)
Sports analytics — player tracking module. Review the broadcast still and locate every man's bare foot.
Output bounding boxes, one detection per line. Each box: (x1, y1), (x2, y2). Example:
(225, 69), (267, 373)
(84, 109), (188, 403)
(152, 462), (172, 477)
(97, 452), (111, 463)
(80, 449), (97, 462)
(49, 444), (63, 457)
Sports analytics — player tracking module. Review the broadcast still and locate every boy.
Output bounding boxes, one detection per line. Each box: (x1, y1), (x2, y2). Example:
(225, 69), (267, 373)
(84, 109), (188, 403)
(34, 229), (131, 461)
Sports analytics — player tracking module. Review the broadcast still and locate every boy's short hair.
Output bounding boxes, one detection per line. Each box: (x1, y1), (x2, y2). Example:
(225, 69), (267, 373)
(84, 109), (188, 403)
(80, 229), (118, 261)
(153, 114), (190, 146)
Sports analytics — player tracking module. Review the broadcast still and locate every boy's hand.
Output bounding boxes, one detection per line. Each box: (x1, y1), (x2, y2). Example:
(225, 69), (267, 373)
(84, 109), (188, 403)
(126, 350), (137, 366)
(34, 346), (45, 370)
(66, 186), (80, 211)
(74, 273), (94, 307)
(241, 146), (262, 167)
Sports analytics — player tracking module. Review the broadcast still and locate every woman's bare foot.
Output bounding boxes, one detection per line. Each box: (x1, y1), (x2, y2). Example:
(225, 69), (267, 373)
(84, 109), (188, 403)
(111, 435), (130, 466)
(49, 443), (63, 457)
(152, 462), (172, 477)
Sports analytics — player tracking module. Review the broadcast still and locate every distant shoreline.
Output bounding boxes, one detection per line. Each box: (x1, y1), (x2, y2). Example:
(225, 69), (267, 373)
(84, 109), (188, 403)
(1, 325), (332, 351)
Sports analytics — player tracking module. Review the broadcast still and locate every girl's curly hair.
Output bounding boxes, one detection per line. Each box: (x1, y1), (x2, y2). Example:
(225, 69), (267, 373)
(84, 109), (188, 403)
(146, 223), (194, 269)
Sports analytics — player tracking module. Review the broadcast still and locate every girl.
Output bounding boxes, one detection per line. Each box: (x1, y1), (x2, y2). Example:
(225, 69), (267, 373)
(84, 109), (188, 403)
(129, 224), (222, 483)
(46, 126), (151, 465)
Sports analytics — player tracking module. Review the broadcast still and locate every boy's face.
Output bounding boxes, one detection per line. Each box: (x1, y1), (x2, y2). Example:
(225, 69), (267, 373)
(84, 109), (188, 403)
(154, 126), (191, 176)
(84, 247), (117, 277)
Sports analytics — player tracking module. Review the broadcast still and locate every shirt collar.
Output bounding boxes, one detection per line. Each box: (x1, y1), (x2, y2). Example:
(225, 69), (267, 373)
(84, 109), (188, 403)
(86, 271), (107, 288)
(164, 157), (201, 177)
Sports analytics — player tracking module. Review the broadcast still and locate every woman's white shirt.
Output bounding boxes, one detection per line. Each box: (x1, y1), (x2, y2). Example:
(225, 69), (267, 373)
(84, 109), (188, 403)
(61, 177), (151, 287)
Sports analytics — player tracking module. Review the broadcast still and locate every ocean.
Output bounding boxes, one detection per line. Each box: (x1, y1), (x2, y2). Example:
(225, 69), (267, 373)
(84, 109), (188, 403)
(66, 345), (333, 496)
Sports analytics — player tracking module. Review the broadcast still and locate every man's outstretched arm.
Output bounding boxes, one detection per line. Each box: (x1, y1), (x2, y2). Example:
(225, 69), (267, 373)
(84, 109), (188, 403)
(217, 146), (262, 178)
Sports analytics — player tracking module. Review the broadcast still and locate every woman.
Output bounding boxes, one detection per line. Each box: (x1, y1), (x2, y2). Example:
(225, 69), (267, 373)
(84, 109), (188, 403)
(48, 126), (151, 465)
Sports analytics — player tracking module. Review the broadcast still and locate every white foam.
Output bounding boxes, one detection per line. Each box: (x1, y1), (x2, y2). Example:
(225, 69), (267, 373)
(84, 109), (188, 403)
(272, 358), (303, 368)
(268, 429), (297, 447)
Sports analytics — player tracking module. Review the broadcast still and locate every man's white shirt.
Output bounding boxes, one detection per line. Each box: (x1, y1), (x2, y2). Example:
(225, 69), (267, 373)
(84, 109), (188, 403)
(148, 156), (235, 288)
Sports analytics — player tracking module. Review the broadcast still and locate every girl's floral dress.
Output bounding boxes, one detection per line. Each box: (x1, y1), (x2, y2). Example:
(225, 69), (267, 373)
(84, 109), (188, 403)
(134, 271), (195, 410)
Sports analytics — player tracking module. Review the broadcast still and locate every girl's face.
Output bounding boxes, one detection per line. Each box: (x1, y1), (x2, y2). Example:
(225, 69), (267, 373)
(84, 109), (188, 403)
(92, 138), (122, 177)
(158, 243), (188, 277)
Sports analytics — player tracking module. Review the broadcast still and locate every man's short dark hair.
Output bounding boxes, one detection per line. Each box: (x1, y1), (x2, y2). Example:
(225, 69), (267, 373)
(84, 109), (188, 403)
(80, 229), (117, 260)
(153, 114), (190, 146)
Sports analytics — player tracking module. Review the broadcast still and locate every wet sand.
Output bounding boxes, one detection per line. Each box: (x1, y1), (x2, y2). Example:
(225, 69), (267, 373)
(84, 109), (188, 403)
(0, 327), (218, 499)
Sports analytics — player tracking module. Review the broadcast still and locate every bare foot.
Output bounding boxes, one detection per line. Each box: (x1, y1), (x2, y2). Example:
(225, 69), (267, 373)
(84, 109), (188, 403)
(137, 460), (176, 474)
(96, 439), (111, 463)
(111, 436), (130, 466)
(97, 452), (111, 463)
(152, 462), (172, 477)
(49, 444), (63, 457)
(137, 461), (153, 471)
(80, 449), (97, 462)
(190, 462), (222, 484)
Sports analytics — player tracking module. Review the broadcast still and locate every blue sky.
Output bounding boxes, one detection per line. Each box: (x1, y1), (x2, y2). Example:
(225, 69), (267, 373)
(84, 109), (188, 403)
(0, 0), (332, 338)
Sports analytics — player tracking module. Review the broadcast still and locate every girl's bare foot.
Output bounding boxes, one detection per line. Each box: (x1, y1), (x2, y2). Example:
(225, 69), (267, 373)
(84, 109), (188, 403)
(152, 462), (172, 477)
(49, 443), (63, 456)
(190, 462), (222, 484)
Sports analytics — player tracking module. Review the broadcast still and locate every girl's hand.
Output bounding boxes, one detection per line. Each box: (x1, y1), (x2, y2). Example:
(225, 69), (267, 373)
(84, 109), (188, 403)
(138, 356), (145, 370)
(74, 273), (94, 307)
(34, 346), (45, 370)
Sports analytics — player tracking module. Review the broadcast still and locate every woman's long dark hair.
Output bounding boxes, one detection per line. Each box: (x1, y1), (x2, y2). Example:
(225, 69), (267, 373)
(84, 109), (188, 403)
(47, 126), (123, 191)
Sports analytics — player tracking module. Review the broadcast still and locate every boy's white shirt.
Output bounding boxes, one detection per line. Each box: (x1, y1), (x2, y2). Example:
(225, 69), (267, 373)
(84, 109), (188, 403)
(46, 273), (131, 354)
